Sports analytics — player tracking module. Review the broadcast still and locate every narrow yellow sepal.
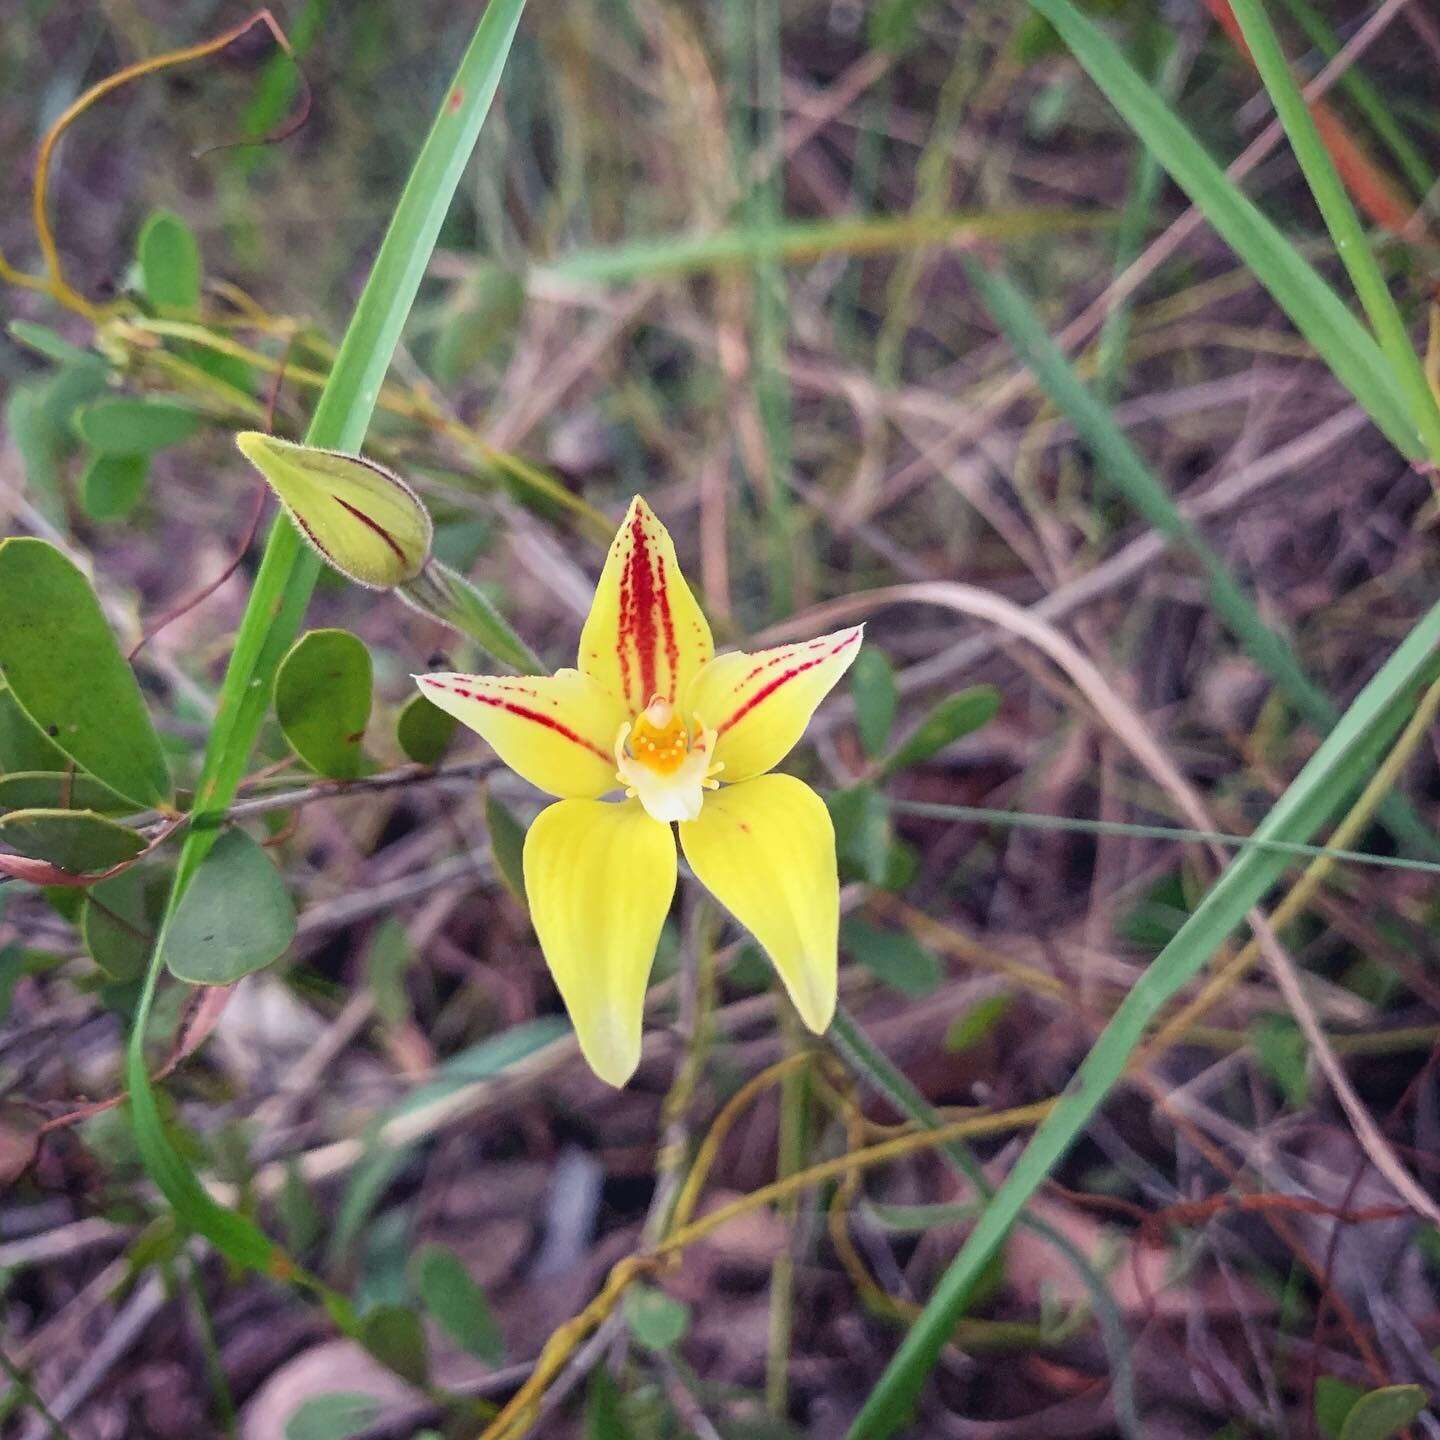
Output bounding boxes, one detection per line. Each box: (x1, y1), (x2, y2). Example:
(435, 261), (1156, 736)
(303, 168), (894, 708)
(235, 432), (433, 589)
(679, 774), (838, 1033)
(523, 798), (677, 1087)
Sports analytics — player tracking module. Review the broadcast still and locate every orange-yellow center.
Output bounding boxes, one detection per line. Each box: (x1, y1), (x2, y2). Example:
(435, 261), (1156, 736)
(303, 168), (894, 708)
(628, 697), (690, 775)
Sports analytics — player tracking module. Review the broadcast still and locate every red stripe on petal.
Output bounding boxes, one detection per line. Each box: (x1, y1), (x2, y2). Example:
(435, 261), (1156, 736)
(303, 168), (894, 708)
(421, 678), (611, 761)
(718, 630), (862, 735)
(333, 495), (408, 564)
(615, 508), (681, 708)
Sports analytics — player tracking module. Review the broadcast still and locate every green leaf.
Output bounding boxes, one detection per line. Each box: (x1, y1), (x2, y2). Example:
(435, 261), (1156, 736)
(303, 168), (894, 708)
(275, 630), (374, 780)
(585, 1369), (628, 1440)
(829, 785), (892, 885)
(397, 560), (542, 675)
(622, 1284), (690, 1352)
(850, 649), (898, 759)
(365, 917), (413, 1028)
(412, 1243), (505, 1363)
(879, 687), (1000, 778)
(8, 320), (100, 369)
(0, 538), (171, 808)
(1337, 1386), (1428, 1440)
(73, 397), (200, 455)
(137, 210), (202, 311)
(0, 772), (129, 814)
(485, 788), (527, 903)
(0, 684), (71, 773)
(279, 1157), (324, 1257)
(127, 0), (531, 1287)
(842, 918), (940, 997)
(159, 828), (296, 984)
(0, 809), (143, 876)
(284, 1393), (382, 1440)
(359, 1304), (429, 1388)
(1316, 1376), (1366, 1440)
(1023, 0), (1421, 459)
(1250, 1013), (1310, 1108)
(83, 867), (159, 980)
(396, 692), (457, 766)
(944, 993), (1015, 1054)
(82, 452), (150, 522)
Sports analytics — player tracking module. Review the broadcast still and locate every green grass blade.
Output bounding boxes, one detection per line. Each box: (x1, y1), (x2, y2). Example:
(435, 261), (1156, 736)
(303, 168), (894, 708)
(1025, 0), (1422, 459)
(964, 257), (1437, 859)
(1226, 0), (1440, 461)
(848, 602), (1440, 1439)
(126, 0), (529, 1275)
(1271, 0), (1434, 200)
(543, 211), (1110, 284)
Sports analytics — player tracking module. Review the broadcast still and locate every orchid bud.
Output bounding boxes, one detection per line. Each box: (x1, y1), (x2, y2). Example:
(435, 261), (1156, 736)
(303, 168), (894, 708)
(235, 432), (433, 589)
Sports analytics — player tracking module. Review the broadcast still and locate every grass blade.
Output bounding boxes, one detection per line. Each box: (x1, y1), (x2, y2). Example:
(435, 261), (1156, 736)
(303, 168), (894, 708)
(126, 0), (529, 1275)
(1226, 0), (1440, 459)
(1025, 0), (1422, 459)
(847, 600), (1440, 1438)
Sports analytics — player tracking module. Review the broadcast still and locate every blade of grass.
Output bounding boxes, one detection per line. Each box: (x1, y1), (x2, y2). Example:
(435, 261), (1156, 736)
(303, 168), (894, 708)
(848, 601), (1440, 1438)
(1226, 0), (1440, 459)
(126, 0), (529, 1277)
(543, 210), (1110, 284)
(1271, 0), (1433, 201)
(1024, 0), (1422, 459)
(964, 256), (1438, 860)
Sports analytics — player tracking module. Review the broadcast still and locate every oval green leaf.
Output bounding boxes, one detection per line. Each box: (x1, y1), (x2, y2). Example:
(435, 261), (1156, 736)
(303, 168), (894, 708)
(358, 1304), (430, 1389)
(74, 397), (200, 455)
(0, 772), (129, 814)
(83, 866), (160, 980)
(0, 808), (144, 876)
(275, 629), (374, 780)
(412, 1243), (505, 1363)
(284, 1394), (382, 1440)
(0, 538), (171, 808)
(850, 648), (897, 759)
(160, 828), (297, 985)
(138, 210), (202, 311)
(396, 692), (457, 766)
(1337, 1385), (1428, 1440)
(82, 452), (150, 522)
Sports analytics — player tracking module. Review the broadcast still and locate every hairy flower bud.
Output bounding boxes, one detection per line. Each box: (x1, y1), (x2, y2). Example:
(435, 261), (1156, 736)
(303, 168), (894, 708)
(235, 432), (433, 589)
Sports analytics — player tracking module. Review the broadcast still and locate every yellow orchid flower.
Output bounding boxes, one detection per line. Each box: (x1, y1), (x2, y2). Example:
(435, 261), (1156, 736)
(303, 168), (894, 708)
(416, 497), (863, 1087)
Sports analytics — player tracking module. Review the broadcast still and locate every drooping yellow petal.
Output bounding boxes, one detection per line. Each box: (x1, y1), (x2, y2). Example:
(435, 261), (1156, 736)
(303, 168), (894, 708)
(679, 775), (838, 1033)
(578, 497), (713, 716)
(415, 669), (625, 799)
(686, 626), (863, 784)
(523, 798), (677, 1086)
(236, 433), (432, 589)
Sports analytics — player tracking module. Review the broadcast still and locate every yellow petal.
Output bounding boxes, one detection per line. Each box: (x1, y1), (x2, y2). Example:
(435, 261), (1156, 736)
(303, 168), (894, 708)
(686, 626), (863, 783)
(679, 775), (838, 1033)
(523, 798), (676, 1086)
(235, 433), (432, 588)
(578, 497), (713, 716)
(415, 669), (624, 799)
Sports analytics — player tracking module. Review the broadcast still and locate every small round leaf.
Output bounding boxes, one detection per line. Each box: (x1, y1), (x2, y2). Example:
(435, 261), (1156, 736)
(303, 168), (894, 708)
(275, 630), (374, 780)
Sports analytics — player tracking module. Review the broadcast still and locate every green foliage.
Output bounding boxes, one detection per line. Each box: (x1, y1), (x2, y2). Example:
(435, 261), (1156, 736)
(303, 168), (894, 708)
(83, 867), (161, 981)
(396, 692), (457, 766)
(284, 1394), (382, 1440)
(850, 648), (898, 758)
(137, 210), (202, 311)
(484, 787), (528, 903)
(877, 687), (1000, 779)
(411, 1243), (506, 1363)
(0, 538), (170, 808)
(1336, 1386), (1429, 1440)
(0, 772), (128, 813)
(944, 993), (1015, 1054)
(0, 808), (143, 875)
(842, 918), (940, 997)
(358, 1303), (430, 1388)
(1249, 1013), (1310, 1108)
(829, 784), (892, 886)
(73, 397), (201, 455)
(275, 629), (376, 780)
(159, 828), (297, 984)
(623, 1284), (691, 1352)
(81, 452), (149, 522)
